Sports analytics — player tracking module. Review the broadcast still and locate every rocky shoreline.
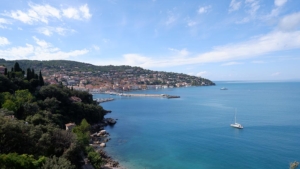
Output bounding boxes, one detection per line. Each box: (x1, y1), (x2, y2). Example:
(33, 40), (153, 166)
(90, 117), (125, 169)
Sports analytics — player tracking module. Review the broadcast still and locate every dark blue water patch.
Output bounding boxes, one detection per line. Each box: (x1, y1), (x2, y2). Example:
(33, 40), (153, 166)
(93, 82), (300, 169)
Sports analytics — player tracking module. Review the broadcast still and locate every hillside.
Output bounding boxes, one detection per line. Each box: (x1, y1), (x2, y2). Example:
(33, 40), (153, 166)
(0, 59), (215, 90)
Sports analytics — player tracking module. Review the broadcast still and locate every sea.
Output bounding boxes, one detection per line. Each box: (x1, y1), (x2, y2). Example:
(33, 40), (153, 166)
(93, 81), (300, 169)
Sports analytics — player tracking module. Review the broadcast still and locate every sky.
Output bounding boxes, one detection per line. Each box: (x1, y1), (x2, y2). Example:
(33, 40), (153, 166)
(0, 0), (300, 81)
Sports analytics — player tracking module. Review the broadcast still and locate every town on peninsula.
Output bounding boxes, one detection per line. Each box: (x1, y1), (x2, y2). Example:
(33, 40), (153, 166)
(0, 59), (215, 93)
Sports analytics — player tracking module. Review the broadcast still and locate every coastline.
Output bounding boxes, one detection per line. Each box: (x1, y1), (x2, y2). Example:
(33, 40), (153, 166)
(91, 117), (127, 169)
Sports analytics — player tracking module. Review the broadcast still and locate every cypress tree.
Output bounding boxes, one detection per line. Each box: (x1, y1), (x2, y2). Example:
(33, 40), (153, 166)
(31, 68), (35, 79)
(26, 68), (32, 80)
(14, 62), (22, 72)
(4, 68), (7, 75)
(38, 70), (45, 86)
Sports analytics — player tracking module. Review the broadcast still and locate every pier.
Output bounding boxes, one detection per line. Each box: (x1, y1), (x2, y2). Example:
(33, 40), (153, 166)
(95, 92), (180, 99)
(94, 98), (114, 103)
(115, 93), (180, 98)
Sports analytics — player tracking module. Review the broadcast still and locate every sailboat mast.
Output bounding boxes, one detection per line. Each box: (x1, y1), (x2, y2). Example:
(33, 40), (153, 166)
(235, 108), (237, 123)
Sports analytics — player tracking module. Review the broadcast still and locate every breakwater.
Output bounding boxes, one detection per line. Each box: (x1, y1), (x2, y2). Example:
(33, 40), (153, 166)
(111, 93), (180, 98)
(94, 98), (114, 103)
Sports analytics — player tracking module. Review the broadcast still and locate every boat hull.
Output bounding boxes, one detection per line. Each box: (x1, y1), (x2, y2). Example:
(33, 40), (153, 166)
(230, 123), (243, 129)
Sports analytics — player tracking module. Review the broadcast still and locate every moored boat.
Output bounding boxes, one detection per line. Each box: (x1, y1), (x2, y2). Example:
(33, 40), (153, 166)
(230, 109), (243, 129)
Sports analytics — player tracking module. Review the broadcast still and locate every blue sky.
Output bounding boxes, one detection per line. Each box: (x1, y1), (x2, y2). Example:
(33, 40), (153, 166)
(0, 0), (300, 81)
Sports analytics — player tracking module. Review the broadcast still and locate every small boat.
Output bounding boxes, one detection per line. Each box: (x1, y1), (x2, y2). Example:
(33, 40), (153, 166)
(220, 87), (228, 90)
(230, 109), (243, 129)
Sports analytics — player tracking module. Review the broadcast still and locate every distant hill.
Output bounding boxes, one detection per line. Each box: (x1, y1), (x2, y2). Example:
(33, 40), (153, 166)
(0, 59), (135, 72)
(0, 58), (215, 86)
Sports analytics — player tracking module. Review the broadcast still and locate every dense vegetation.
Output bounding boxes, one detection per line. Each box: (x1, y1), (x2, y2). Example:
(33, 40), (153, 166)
(0, 59), (136, 73)
(0, 63), (106, 168)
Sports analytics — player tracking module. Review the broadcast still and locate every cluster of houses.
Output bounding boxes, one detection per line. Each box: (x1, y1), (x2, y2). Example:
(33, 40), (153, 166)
(41, 68), (209, 93)
(0, 66), (6, 75)
(0, 64), (211, 93)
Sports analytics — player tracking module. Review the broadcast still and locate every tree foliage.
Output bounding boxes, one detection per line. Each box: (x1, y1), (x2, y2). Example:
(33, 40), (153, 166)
(41, 156), (75, 169)
(0, 62), (107, 168)
(73, 119), (91, 147)
(0, 153), (45, 169)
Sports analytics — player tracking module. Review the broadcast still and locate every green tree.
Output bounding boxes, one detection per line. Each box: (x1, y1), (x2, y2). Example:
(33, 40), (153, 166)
(26, 68), (32, 80)
(88, 151), (103, 168)
(0, 153), (45, 169)
(41, 156), (75, 169)
(15, 89), (33, 107)
(2, 100), (18, 112)
(31, 68), (35, 79)
(14, 62), (22, 72)
(72, 119), (90, 147)
(39, 70), (45, 86)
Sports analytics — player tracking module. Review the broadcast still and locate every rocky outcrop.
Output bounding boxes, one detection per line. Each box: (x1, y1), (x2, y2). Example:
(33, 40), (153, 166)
(100, 130), (106, 135)
(106, 118), (116, 125)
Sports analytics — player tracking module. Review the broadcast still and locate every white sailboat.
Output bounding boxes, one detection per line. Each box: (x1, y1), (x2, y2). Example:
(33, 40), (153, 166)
(230, 109), (243, 129)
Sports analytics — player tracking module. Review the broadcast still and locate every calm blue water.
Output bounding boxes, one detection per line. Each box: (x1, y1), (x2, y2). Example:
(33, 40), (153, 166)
(93, 82), (300, 169)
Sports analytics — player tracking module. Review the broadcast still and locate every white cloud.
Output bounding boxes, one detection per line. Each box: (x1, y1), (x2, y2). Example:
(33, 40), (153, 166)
(100, 30), (300, 68)
(62, 7), (80, 20)
(33, 36), (50, 48)
(4, 3), (60, 24)
(229, 0), (242, 12)
(222, 62), (243, 66)
(274, 0), (287, 7)
(168, 48), (189, 56)
(271, 72), (280, 76)
(278, 12), (300, 31)
(28, 3), (61, 21)
(262, 0), (287, 21)
(192, 31), (300, 64)
(165, 11), (177, 25)
(198, 5), (211, 14)
(79, 4), (92, 20)
(0, 37), (10, 46)
(264, 8), (280, 19)
(237, 0), (260, 23)
(92, 45), (100, 51)
(63, 4), (92, 20)
(4, 3), (91, 24)
(37, 26), (76, 36)
(123, 54), (153, 66)
(196, 71), (207, 77)
(0, 44), (34, 59)
(245, 0), (260, 17)
(0, 18), (11, 29)
(0, 37), (88, 60)
(186, 17), (197, 27)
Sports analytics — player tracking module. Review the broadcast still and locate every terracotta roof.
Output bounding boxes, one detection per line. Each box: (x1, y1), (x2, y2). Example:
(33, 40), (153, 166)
(65, 123), (76, 127)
